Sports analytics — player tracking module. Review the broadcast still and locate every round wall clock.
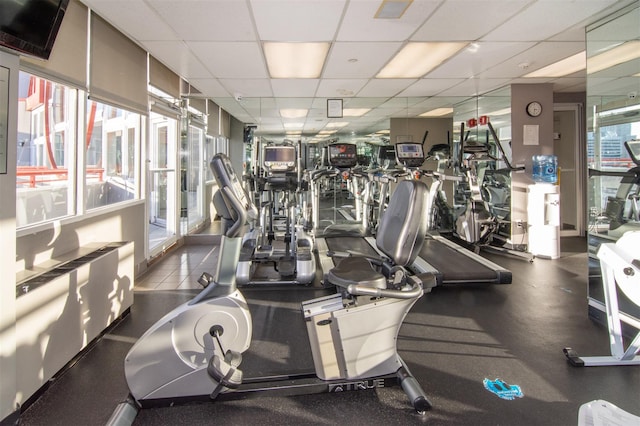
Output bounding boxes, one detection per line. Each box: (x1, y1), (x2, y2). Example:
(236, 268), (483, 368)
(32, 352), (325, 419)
(526, 101), (543, 117)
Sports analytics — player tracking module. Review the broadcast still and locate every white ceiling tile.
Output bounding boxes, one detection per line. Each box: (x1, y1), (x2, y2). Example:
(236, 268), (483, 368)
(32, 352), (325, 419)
(271, 80), (320, 97)
(316, 79), (368, 97)
(275, 98), (315, 109)
(479, 42), (586, 79)
(427, 42), (537, 79)
(587, 5), (640, 43)
(589, 75), (638, 96)
(250, 0), (346, 41)
(437, 78), (511, 97)
(323, 42), (402, 78)
(357, 79), (418, 97)
(142, 41), (213, 79)
(343, 98), (389, 108)
(398, 79), (467, 96)
(337, 0), (441, 42)
(549, 25), (588, 42)
(412, 1), (531, 41)
(188, 42), (268, 78)
(149, 0), (256, 41)
(187, 78), (231, 97)
(218, 79), (274, 97)
(82, 0), (177, 41)
(482, 1), (620, 42)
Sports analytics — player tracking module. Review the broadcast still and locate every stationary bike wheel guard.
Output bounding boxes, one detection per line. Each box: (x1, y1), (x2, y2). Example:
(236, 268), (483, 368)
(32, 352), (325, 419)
(171, 296), (252, 369)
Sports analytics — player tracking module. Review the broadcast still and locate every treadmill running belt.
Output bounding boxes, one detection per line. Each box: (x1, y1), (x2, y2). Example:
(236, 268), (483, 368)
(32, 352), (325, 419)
(325, 236), (380, 257)
(419, 238), (511, 284)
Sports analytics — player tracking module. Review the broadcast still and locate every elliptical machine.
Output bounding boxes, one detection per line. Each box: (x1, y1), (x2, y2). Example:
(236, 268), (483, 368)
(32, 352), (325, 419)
(453, 122), (532, 260)
(124, 153), (434, 414)
(234, 142), (315, 285)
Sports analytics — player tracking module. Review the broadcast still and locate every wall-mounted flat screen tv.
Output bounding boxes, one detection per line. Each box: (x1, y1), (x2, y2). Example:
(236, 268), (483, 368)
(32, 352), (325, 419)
(0, 0), (70, 60)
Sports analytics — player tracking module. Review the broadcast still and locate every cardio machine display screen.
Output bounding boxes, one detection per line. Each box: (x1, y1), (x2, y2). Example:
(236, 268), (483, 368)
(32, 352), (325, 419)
(624, 140), (640, 165)
(378, 145), (396, 161)
(328, 143), (357, 168)
(263, 146), (296, 171)
(396, 143), (424, 159)
(395, 143), (425, 168)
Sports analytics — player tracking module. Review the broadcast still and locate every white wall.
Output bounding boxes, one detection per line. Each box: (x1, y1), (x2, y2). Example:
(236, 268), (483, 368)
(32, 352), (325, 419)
(16, 202), (147, 276)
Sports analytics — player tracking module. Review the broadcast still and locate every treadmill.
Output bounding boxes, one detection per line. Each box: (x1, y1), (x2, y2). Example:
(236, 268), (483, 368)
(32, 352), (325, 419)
(395, 142), (512, 286)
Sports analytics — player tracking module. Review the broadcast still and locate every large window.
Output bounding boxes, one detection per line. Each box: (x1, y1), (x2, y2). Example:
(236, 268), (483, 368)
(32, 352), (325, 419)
(16, 72), (76, 227)
(16, 72), (142, 228)
(85, 100), (141, 209)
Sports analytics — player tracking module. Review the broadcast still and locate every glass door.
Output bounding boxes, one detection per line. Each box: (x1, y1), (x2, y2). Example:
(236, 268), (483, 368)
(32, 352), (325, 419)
(148, 111), (178, 254)
(180, 114), (205, 234)
(554, 104), (584, 236)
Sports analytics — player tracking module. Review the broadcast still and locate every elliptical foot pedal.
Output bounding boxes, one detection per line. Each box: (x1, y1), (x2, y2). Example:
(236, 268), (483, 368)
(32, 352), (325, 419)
(255, 245), (272, 259)
(278, 257), (295, 278)
(563, 347), (585, 367)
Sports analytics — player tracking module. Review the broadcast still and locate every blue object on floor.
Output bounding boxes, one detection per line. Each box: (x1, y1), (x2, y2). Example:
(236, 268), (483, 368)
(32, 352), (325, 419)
(483, 378), (524, 400)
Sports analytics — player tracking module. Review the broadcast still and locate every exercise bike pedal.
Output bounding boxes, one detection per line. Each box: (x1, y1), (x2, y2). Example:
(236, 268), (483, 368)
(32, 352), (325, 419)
(208, 350), (244, 389)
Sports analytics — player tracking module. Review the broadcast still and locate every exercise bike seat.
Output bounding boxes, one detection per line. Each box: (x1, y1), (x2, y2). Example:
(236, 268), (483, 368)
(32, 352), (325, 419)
(327, 180), (428, 290)
(328, 256), (386, 289)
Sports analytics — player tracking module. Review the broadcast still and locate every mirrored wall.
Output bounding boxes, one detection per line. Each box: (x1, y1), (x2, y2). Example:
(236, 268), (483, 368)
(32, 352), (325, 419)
(585, 3), (640, 333)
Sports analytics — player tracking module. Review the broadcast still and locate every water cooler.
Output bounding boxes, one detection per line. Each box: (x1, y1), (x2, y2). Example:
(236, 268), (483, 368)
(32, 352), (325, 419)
(527, 184), (560, 259)
(527, 155), (560, 259)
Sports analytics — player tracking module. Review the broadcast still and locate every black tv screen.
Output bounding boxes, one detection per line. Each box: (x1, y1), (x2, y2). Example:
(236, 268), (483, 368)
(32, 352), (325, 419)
(0, 0), (69, 60)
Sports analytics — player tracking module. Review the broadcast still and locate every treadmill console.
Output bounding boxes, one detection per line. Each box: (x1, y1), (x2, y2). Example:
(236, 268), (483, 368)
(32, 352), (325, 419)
(263, 145), (296, 172)
(624, 139), (640, 166)
(327, 143), (357, 168)
(378, 145), (397, 163)
(396, 143), (425, 168)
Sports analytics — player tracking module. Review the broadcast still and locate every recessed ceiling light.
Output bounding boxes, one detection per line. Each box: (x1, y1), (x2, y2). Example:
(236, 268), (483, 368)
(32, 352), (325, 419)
(374, 0), (413, 19)
(588, 40), (640, 74)
(523, 52), (585, 78)
(377, 42), (467, 78)
(325, 122), (349, 128)
(419, 107), (453, 117)
(264, 42), (330, 78)
(280, 109), (308, 118)
(486, 108), (511, 116)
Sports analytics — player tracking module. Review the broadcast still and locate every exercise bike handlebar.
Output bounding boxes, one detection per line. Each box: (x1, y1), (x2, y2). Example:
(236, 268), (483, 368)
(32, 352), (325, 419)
(220, 186), (248, 239)
(346, 280), (423, 299)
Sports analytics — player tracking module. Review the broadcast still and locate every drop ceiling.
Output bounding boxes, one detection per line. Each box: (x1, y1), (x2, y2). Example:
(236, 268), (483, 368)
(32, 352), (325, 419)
(79, 0), (637, 138)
